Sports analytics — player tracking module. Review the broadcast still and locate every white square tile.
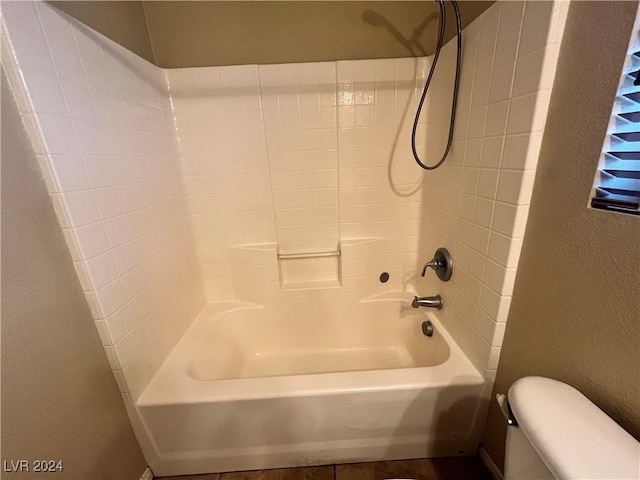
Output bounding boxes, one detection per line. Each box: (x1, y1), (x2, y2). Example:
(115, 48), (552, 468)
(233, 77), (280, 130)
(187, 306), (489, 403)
(468, 249), (486, 280)
(483, 259), (507, 295)
(492, 202), (530, 238)
(56, 76), (96, 122)
(50, 155), (90, 192)
(512, 49), (545, 97)
(465, 138), (483, 167)
(62, 191), (100, 226)
(484, 101), (509, 137)
(128, 292), (151, 324)
(471, 72), (491, 110)
(461, 168), (480, 195)
(112, 242), (142, 275)
(471, 224), (491, 254)
(113, 328), (141, 368)
(102, 216), (130, 248)
(74, 222), (109, 259)
(496, 170), (525, 205)
(37, 114), (79, 155)
(458, 194), (477, 222)
(467, 107), (487, 139)
(72, 119), (105, 155)
(487, 232), (522, 269)
(475, 6), (500, 77)
(464, 271), (483, 304)
(93, 188), (123, 219)
(3, 3), (69, 116)
(501, 134), (530, 170)
(518, 1), (553, 58)
(84, 156), (115, 188)
(489, 61), (515, 104)
(95, 280), (126, 318)
(104, 306), (134, 345)
(480, 136), (503, 168)
(476, 309), (506, 346)
(491, 202), (517, 237)
(457, 219), (474, 246)
(507, 93), (536, 134)
(477, 169), (499, 199)
(474, 199), (494, 230)
(494, 1), (525, 67)
(472, 334), (501, 369)
(479, 286), (512, 323)
(85, 251), (119, 289)
(120, 269), (145, 301)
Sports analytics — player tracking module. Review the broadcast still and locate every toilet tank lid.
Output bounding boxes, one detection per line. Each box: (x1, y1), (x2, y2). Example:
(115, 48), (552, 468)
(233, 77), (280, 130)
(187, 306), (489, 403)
(508, 376), (640, 480)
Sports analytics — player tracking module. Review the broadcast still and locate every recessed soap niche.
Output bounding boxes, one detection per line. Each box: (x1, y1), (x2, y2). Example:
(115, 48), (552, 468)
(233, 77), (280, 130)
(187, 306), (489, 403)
(277, 250), (342, 289)
(229, 238), (390, 295)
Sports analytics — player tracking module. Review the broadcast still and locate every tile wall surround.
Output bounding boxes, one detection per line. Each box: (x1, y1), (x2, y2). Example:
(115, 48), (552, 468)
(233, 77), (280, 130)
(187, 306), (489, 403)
(170, 56), (432, 301)
(2, 0), (567, 419)
(1, 1), (205, 401)
(416, 0), (568, 379)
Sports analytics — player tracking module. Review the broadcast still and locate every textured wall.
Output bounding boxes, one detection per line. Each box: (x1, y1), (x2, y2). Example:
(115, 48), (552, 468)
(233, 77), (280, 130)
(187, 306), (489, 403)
(482, 0), (640, 471)
(50, 1), (493, 68)
(1, 70), (146, 480)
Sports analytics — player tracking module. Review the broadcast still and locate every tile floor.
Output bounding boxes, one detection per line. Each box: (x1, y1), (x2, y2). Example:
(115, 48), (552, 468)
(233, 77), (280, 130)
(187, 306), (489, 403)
(157, 456), (493, 480)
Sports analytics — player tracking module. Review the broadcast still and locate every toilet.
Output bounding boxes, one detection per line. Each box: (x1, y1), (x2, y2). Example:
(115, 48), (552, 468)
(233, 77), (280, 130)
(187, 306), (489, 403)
(502, 376), (640, 480)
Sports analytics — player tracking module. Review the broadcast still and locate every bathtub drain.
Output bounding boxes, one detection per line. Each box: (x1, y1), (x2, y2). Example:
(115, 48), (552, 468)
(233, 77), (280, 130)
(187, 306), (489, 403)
(421, 320), (434, 337)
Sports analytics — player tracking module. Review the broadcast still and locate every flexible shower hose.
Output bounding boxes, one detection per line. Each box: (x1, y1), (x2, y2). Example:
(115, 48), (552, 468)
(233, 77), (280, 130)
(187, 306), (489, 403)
(412, 0), (462, 170)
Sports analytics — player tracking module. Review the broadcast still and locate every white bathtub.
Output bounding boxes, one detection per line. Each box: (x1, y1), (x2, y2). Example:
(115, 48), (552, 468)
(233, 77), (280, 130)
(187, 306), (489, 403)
(137, 294), (489, 476)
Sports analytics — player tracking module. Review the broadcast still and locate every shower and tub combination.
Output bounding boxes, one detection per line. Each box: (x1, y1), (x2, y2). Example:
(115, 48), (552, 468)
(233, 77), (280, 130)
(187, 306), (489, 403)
(1, 0), (568, 475)
(139, 292), (487, 474)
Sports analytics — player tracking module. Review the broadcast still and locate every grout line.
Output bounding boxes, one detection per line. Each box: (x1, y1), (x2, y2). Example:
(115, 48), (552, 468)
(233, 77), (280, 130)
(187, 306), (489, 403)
(334, 62), (342, 249)
(256, 65), (281, 254)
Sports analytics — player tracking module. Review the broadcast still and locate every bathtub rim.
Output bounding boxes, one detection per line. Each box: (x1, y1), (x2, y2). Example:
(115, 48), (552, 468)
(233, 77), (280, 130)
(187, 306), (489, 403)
(137, 296), (486, 407)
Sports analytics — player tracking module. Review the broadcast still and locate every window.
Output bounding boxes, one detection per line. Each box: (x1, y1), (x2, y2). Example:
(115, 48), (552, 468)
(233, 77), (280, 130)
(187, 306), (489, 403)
(591, 14), (640, 216)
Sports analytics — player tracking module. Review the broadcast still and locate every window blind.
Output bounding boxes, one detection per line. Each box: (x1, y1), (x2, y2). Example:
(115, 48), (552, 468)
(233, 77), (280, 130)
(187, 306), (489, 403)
(591, 23), (640, 216)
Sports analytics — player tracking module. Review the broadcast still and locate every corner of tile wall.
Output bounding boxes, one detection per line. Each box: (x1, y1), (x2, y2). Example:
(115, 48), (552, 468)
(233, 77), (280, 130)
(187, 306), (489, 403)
(416, 0), (567, 377)
(2, 0), (205, 401)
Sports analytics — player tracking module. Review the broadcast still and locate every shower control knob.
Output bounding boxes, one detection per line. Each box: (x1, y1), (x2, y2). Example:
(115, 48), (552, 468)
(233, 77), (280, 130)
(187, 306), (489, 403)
(420, 247), (453, 282)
